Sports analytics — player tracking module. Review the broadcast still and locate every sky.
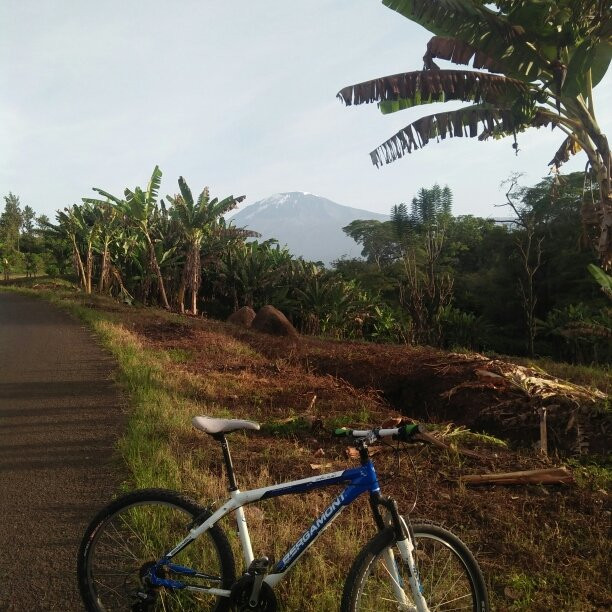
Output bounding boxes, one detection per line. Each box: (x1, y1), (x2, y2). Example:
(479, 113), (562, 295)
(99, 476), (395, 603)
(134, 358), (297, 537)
(2, 0), (611, 220)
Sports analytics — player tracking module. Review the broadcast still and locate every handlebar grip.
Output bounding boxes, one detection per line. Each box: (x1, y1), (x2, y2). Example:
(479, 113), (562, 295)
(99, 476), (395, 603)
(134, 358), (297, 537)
(396, 423), (422, 442)
(333, 427), (353, 437)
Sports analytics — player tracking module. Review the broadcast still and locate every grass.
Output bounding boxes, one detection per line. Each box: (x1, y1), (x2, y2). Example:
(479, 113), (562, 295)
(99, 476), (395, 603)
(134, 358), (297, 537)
(567, 456), (612, 491)
(505, 572), (539, 609)
(2, 281), (610, 610)
(4, 286), (371, 609)
(430, 424), (508, 449)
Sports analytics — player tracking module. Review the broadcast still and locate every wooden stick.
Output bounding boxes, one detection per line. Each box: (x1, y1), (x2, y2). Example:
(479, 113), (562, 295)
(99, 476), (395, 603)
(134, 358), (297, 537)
(461, 467), (573, 486)
(539, 406), (548, 457)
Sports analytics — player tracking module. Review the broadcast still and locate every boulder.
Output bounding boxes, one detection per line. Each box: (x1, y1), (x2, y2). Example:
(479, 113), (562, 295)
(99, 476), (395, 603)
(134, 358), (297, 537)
(252, 305), (298, 338)
(227, 306), (256, 328)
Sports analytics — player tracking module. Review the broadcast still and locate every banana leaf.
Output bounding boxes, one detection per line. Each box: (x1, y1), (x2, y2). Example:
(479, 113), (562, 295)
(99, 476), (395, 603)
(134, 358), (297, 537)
(146, 165), (162, 202)
(563, 38), (612, 98)
(368, 105), (552, 167)
(382, 0), (549, 81)
(423, 36), (504, 73)
(548, 136), (582, 170)
(337, 69), (530, 113)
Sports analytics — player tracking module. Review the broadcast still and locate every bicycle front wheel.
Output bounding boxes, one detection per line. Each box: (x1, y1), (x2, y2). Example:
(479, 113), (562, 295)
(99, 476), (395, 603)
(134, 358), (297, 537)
(342, 522), (488, 611)
(77, 488), (235, 611)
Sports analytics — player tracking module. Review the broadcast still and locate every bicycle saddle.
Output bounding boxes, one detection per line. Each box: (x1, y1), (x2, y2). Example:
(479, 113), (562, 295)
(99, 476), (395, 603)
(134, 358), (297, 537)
(192, 416), (261, 435)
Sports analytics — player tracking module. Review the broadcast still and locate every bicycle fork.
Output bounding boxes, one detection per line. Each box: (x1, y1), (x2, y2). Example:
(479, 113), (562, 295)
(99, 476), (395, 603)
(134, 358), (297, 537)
(370, 494), (430, 612)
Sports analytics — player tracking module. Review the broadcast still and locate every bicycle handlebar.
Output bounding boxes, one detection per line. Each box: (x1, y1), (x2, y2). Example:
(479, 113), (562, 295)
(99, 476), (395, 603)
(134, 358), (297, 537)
(333, 423), (423, 442)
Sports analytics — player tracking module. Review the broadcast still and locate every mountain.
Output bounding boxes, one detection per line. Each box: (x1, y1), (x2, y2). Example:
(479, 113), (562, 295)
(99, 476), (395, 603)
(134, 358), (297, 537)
(230, 192), (388, 264)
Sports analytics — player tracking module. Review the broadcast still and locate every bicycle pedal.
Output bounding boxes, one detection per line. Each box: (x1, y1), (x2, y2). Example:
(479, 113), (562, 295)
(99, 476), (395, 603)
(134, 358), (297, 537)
(247, 556), (271, 575)
(246, 557), (272, 576)
(131, 591), (156, 612)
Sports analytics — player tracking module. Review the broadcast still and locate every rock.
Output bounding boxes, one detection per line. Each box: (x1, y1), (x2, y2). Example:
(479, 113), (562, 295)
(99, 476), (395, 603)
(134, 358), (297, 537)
(227, 306), (256, 328)
(252, 305), (298, 338)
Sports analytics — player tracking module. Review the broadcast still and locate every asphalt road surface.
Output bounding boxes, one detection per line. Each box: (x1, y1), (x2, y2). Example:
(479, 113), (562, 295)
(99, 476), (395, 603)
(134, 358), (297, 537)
(0, 292), (124, 610)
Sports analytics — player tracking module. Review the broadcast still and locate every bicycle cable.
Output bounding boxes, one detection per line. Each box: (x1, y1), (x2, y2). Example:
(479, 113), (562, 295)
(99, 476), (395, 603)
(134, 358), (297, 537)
(375, 437), (420, 515)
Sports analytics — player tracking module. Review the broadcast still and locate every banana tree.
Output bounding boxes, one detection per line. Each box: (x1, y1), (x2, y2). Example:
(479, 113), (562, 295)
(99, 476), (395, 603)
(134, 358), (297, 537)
(92, 202), (120, 293)
(50, 206), (89, 291)
(166, 177), (245, 314)
(219, 240), (290, 310)
(85, 166), (171, 309)
(338, 0), (612, 266)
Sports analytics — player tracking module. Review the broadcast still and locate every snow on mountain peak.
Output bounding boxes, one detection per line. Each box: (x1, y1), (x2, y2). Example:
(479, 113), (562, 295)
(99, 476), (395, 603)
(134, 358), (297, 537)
(231, 192), (388, 264)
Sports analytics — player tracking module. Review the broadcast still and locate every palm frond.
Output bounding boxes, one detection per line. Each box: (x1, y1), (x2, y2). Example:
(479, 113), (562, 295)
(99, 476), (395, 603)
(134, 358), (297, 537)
(91, 189), (124, 206)
(588, 263), (612, 300)
(82, 197), (117, 208)
(423, 36), (504, 73)
(382, 0), (548, 81)
(368, 105), (553, 167)
(196, 187), (210, 211)
(222, 224), (261, 240)
(146, 165), (162, 202)
(337, 69), (530, 113)
(212, 195), (246, 219)
(549, 136), (582, 170)
(177, 177), (194, 209)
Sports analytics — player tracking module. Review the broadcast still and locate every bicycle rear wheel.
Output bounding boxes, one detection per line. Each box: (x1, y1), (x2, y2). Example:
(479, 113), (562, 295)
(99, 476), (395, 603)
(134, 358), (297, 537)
(341, 522), (488, 611)
(77, 488), (235, 611)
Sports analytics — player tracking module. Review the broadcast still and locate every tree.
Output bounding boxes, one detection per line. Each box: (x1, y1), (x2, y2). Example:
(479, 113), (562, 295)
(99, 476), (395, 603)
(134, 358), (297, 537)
(36, 214), (50, 229)
(502, 175), (545, 356)
(1, 193), (22, 252)
(390, 202), (412, 249)
(49, 207), (88, 290)
(85, 166), (172, 309)
(338, 0), (612, 266)
(342, 219), (401, 267)
(22, 205), (36, 237)
(410, 184), (453, 226)
(167, 177), (245, 314)
(400, 224), (454, 345)
(91, 202), (120, 294)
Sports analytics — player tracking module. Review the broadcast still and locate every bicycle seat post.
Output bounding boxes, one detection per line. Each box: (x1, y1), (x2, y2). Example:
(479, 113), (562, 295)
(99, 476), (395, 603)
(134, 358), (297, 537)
(211, 432), (256, 568)
(213, 433), (238, 492)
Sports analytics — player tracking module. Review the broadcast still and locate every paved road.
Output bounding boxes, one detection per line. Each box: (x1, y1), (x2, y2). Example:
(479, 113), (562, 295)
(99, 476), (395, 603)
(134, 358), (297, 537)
(0, 292), (124, 611)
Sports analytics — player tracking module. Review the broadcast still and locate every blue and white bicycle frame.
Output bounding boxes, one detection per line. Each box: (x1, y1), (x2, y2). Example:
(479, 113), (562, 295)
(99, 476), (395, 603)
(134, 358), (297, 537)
(149, 428), (429, 611)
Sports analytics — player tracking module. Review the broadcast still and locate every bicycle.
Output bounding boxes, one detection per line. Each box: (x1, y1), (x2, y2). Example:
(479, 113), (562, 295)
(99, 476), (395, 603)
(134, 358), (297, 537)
(77, 415), (489, 611)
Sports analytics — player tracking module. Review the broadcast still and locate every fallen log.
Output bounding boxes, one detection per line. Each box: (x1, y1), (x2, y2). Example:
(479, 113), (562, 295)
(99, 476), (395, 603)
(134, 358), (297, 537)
(461, 467), (574, 486)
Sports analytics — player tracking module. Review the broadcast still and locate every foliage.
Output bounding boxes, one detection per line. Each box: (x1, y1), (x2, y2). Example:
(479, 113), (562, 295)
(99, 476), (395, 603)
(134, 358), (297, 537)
(588, 263), (612, 299)
(338, 174), (609, 361)
(2, 170), (610, 362)
(338, 0), (612, 266)
(439, 306), (492, 351)
(0, 193), (23, 255)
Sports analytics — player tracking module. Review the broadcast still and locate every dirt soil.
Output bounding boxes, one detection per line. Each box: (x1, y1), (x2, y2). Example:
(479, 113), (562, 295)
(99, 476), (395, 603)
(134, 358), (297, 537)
(11, 288), (606, 610)
(127, 312), (610, 610)
(140, 319), (609, 456)
(0, 292), (124, 611)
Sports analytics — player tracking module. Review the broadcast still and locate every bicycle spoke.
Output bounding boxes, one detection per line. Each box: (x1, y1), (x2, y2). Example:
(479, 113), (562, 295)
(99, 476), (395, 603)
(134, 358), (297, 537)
(80, 495), (230, 611)
(435, 573), (468, 608)
(349, 525), (486, 611)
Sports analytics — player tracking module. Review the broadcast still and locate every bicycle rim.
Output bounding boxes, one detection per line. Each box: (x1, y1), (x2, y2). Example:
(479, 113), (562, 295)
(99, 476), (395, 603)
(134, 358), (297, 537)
(83, 498), (226, 611)
(355, 528), (484, 611)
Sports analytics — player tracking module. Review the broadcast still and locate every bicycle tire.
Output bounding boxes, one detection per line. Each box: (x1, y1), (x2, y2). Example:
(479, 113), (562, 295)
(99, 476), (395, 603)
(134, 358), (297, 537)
(341, 522), (489, 611)
(77, 488), (236, 611)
